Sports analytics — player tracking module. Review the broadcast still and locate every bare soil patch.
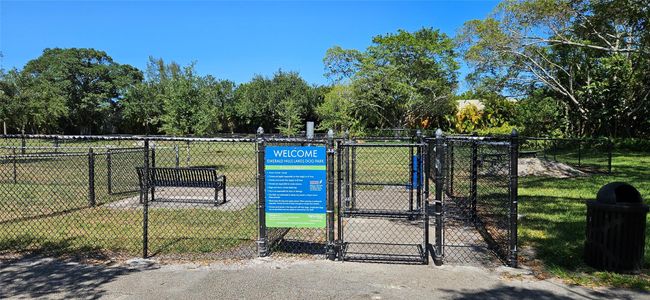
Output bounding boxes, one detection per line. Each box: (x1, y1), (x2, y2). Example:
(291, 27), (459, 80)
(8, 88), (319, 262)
(518, 157), (586, 178)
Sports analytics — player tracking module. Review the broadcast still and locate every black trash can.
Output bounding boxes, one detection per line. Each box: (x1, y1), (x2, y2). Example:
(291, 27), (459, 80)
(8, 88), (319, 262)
(585, 182), (648, 273)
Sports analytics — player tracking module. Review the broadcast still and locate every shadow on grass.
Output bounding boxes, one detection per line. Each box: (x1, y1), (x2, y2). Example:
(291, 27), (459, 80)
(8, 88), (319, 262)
(439, 284), (646, 300)
(0, 236), (136, 299)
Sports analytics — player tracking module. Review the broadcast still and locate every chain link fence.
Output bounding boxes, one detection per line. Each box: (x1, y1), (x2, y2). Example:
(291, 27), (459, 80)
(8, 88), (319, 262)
(520, 137), (612, 173)
(1, 132), (518, 267)
(336, 137), (429, 264)
(437, 135), (518, 267)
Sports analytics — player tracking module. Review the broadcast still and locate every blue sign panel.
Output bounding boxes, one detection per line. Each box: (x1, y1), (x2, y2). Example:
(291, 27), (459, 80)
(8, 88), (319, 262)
(265, 146), (327, 228)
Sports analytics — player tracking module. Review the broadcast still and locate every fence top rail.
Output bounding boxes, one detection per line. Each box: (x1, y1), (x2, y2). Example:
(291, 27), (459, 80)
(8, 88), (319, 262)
(0, 145), (156, 150)
(1, 134), (344, 144)
(0, 152), (91, 159)
(428, 135), (512, 142)
(1, 134), (258, 143)
(262, 137), (329, 144)
(351, 136), (417, 142)
(518, 136), (611, 142)
(342, 142), (426, 147)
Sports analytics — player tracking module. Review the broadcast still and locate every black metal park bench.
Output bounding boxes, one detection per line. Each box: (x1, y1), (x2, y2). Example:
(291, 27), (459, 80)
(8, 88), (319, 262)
(136, 167), (227, 206)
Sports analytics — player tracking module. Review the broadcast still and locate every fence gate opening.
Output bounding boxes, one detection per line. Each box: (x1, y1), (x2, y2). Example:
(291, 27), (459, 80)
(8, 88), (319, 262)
(434, 134), (518, 267)
(336, 138), (429, 264)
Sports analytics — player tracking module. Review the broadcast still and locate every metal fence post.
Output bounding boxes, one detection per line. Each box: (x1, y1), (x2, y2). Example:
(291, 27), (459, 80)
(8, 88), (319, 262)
(88, 148), (96, 207)
(351, 139), (357, 210)
(409, 140), (415, 212)
(449, 142), (454, 196)
(20, 134), (26, 155)
(433, 128), (444, 265)
(186, 140), (191, 167)
(54, 137), (60, 153)
(470, 139), (478, 218)
(344, 130), (350, 209)
(12, 147), (17, 184)
(415, 130), (422, 211)
(577, 139), (582, 167)
(607, 138), (613, 174)
(256, 127), (268, 257)
(143, 140), (150, 258)
(326, 129), (336, 260)
(509, 129), (519, 268)
(336, 134), (344, 258)
(553, 138), (557, 161)
(418, 130), (429, 265)
(174, 144), (180, 168)
(107, 148), (113, 195)
(151, 144), (156, 202)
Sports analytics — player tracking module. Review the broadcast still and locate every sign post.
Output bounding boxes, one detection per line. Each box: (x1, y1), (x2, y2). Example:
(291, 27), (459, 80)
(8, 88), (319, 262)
(265, 146), (327, 228)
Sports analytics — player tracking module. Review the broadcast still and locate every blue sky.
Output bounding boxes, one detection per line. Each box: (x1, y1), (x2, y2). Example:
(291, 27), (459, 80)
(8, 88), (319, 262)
(0, 0), (498, 90)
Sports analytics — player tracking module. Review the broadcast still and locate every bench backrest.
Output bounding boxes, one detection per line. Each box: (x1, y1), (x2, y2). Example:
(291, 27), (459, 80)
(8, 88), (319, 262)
(136, 167), (219, 188)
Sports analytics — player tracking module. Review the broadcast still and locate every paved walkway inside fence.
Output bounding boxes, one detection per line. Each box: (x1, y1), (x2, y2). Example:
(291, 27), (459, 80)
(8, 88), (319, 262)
(1, 256), (646, 299)
(106, 186), (257, 210)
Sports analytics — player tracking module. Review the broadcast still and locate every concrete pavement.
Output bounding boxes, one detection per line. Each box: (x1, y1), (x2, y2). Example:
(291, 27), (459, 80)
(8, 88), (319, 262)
(1, 256), (647, 299)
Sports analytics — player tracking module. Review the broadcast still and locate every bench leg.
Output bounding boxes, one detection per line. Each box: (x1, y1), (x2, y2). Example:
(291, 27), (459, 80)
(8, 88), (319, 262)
(214, 185), (219, 206)
(151, 186), (155, 202)
(139, 189), (143, 204)
(222, 176), (227, 204)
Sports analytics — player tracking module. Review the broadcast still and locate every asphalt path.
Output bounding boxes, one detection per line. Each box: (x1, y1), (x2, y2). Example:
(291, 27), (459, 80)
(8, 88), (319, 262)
(1, 256), (647, 299)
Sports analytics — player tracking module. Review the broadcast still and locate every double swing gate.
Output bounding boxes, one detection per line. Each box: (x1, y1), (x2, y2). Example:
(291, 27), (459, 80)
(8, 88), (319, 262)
(258, 131), (519, 267)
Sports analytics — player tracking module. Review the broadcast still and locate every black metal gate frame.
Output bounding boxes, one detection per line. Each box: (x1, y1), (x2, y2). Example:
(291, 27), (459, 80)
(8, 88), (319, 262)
(430, 131), (519, 267)
(333, 133), (430, 264)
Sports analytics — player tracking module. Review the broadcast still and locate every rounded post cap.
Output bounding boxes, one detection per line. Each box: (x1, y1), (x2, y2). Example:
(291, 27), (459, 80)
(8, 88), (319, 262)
(435, 128), (443, 137)
(511, 128), (519, 137)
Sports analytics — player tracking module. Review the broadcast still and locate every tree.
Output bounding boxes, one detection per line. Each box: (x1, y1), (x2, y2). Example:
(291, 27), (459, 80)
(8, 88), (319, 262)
(21, 48), (143, 134)
(316, 84), (361, 133)
(515, 89), (565, 137)
(234, 70), (319, 134)
(122, 58), (237, 136)
(193, 75), (236, 135)
(121, 81), (163, 134)
(158, 62), (208, 135)
(0, 68), (67, 134)
(324, 28), (459, 130)
(460, 0), (650, 137)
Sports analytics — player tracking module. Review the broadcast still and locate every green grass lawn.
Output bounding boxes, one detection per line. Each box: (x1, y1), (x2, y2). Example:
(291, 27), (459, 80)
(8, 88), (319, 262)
(519, 151), (650, 290)
(1, 205), (258, 257)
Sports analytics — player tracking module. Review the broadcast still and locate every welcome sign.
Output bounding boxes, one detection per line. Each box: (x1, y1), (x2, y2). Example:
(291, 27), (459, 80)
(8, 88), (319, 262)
(265, 146), (327, 228)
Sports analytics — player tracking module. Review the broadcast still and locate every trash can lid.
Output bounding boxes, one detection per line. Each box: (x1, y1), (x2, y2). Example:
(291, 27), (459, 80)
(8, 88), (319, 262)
(596, 182), (643, 204)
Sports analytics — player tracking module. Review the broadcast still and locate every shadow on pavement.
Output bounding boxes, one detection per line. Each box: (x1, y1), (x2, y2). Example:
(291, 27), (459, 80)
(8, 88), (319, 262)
(0, 255), (137, 299)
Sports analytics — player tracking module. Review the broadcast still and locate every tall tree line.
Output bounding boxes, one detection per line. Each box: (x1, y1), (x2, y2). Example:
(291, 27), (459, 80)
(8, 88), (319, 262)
(1, 11), (649, 138)
(0, 49), (325, 136)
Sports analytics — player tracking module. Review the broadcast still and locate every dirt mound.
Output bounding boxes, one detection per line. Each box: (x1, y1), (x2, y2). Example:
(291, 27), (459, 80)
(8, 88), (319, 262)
(518, 157), (586, 178)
